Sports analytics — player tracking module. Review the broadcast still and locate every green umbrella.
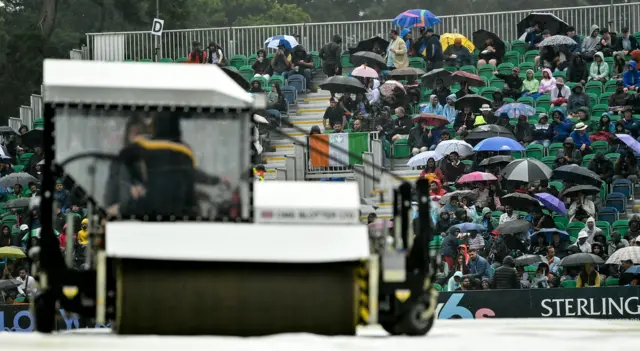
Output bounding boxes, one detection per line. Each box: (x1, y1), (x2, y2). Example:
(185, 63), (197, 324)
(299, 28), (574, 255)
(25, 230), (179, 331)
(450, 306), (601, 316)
(22, 228), (60, 242)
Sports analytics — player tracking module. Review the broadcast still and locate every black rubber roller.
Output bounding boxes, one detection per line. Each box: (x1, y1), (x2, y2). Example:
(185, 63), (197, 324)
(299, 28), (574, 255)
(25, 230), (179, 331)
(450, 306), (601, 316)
(115, 259), (359, 336)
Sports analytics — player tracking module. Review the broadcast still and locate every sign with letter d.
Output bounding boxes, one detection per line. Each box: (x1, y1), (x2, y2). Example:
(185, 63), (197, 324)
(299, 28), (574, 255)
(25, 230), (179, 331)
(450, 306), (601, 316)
(151, 18), (164, 36)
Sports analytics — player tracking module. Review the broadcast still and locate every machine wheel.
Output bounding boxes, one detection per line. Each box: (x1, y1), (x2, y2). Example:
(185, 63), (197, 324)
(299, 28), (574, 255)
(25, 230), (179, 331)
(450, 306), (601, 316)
(380, 321), (402, 336)
(34, 290), (57, 333)
(397, 300), (435, 336)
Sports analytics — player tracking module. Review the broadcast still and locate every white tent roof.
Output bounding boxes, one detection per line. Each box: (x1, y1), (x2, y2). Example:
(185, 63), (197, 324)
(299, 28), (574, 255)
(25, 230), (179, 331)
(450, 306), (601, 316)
(254, 181), (360, 211)
(43, 59), (254, 108)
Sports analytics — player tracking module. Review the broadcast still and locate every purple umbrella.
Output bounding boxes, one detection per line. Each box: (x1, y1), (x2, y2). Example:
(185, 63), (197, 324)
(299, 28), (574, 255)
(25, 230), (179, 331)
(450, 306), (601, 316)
(616, 134), (640, 154)
(534, 192), (566, 215)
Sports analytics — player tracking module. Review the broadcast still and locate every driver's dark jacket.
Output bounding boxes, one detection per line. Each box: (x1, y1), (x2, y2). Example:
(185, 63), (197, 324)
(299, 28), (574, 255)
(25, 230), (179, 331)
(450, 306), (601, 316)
(118, 136), (198, 218)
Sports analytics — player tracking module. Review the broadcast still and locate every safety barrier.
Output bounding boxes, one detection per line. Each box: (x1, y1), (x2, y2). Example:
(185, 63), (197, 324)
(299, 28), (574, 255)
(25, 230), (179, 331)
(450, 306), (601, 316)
(305, 131), (380, 176)
(85, 3), (637, 62)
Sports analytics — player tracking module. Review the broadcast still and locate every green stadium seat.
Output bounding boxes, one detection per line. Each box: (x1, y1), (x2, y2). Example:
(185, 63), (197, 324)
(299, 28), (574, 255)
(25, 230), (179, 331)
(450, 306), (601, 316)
(11, 165), (24, 173)
(592, 104), (609, 117)
(444, 66), (458, 72)
(409, 57), (426, 69)
(595, 221), (611, 240)
(535, 94), (551, 111)
(548, 143), (563, 157)
(503, 51), (520, 66)
(553, 71), (566, 80)
(139, 59), (153, 62)
(605, 152), (621, 163)
(598, 92), (613, 104)
(239, 65), (255, 82)
(481, 87), (499, 100)
(549, 181), (564, 192)
(561, 280), (577, 288)
(566, 222), (586, 239)
(497, 63), (514, 75)
(175, 57), (189, 63)
(510, 40), (528, 56)
(33, 118), (45, 129)
(591, 140), (609, 155)
(582, 153), (595, 167)
(525, 144), (544, 160)
(604, 79), (618, 93)
(585, 80), (603, 95)
(393, 139), (411, 158)
(159, 58), (173, 63)
(489, 77), (505, 89)
(19, 153), (33, 166)
(229, 54), (247, 69)
(268, 75), (285, 87)
(612, 219), (629, 238)
(310, 51), (321, 69)
(523, 50), (539, 63)
(517, 96), (535, 106)
(541, 156), (555, 169)
(518, 62), (534, 72)
(460, 65), (477, 74)
(341, 53), (353, 68)
(478, 65), (495, 79)
(604, 277), (620, 286)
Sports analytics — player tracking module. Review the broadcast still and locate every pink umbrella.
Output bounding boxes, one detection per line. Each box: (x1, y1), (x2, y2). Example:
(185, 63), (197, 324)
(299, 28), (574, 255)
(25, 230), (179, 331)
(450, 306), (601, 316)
(380, 80), (405, 96)
(457, 171), (497, 184)
(351, 64), (379, 78)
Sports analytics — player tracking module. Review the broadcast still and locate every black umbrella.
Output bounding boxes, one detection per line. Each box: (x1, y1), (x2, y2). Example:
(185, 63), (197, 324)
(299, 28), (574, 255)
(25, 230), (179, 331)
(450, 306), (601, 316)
(0, 173), (38, 188)
(4, 198), (32, 209)
(514, 254), (543, 266)
(348, 36), (390, 55)
(319, 76), (366, 94)
(439, 190), (477, 205)
(454, 94), (492, 112)
(517, 12), (570, 36)
(421, 68), (453, 87)
(559, 253), (605, 266)
(479, 155), (514, 168)
(221, 66), (250, 91)
(20, 129), (43, 149)
(496, 219), (531, 235)
(465, 125), (515, 145)
(0, 126), (17, 135)
(0, 279), (21, 291)
(561, 185), (600, 198)
(552, 164), (602, 187)
(389, 67), (425, 78)
(501, 193), (541, 211)
(501, 158), (553, 183)
(472, 29), (506, 60)
(350, 51), (387, 70)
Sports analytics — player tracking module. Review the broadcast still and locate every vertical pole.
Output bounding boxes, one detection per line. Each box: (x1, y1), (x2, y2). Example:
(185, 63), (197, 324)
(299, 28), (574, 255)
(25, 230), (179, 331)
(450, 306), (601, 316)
(155, 0), (160, 62)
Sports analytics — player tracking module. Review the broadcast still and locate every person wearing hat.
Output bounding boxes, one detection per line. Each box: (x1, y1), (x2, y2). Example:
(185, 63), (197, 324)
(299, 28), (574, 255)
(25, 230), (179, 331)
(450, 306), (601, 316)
(567, 83), (590, 115)
(417, 27), (443, 70)
(569, 121), (592, 154)
(550, 77), (571, 106)
(555, 136), (582, 167)
(387, 29), (408, 69)
(566, 26), (582, 53)
(443, 37), (472, 68)
(616, 27), (639, 55)
(531, 113), (552, 148)
(420, 94), (443, 115)
(271, 41), (294, 76)
(399, 28), (415, 57)
(478, 104), (495, 124)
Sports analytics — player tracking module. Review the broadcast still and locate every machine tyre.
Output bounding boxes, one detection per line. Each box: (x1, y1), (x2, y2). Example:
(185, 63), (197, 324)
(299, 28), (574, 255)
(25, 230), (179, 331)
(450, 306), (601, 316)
(380, 320), (402, 336)
(397, 300), (435, 336)
(34, 290), (57, 333)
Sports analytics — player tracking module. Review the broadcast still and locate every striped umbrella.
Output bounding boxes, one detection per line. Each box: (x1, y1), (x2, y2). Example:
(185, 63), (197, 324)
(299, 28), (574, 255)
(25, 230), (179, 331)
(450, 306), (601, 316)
(264, 35), (298, 49)
(392, 9), (441, 28)
(457, 171), (497, 184)
(496, 103), (537, 118)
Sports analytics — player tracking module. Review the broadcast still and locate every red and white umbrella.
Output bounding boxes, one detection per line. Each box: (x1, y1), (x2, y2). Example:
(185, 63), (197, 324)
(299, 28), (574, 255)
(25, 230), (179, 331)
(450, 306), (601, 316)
(412, 113), (449, 128)
(351, 64), (379, 78)
(380, 80), (406, 96)
(457, 171), (497, 184)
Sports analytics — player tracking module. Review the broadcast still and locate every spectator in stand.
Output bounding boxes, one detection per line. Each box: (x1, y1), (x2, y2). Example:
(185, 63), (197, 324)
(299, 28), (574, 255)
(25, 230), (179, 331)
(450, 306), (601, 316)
(447, 271), (464, 291)
(514, 115), (534, 146)
(491, 256), (519, 289)
(581, 25), (601, 59)
(270, 42), (293, 77)
(408, 120), (429, 155)
(287, 45), (314, 92)
(545, 246), (561, 274)
(525, 22), (543, 50)
(467, 248), (490, 281)
(433, 79), (452, 106)
(499, 205), (518, 224)
(249, 80), (263, 93)
(623, 61), (640, 91)
(440, 226), (460, 269)
(443, 38), (472, 68)
(442, 94), (458, 124)
(188, 41), (206, 64)
(550, 109), (572, 142)
(569, 122), (592, 155)
(266, 83), (286, 120)
(206, 42), (224, 65)
(567, 83), (590, 114)
(531, 113), (552, 148)
(391, 108), (412, 140)
(588, 152), (614, 183)
(550, 77), (571, 106)
(420, 28), (444, 70)
(596, 28), (615, 57)
(441, 151), (465, 184)
(568, 193), (595, 223)
(493, 67), (523, 100)
(531, 264), (550, 288)
(614, 150), (639, 182)
(538, 68), (556, 94)
(491, 91), (505, 111)
(388, 29), (409, 69)
(420, 94), (444, 114)
(571, 231), (592, 253)
(550, 233), (570, 259)
(421, 158), (444, 182)
(608, 231), (629, 256)
(621, 107), (640, 138)
(475, 207), (497, 232)
(331, 122), (344, 133)
(589, 52), (609, 82)
(566, 26), (582, 53)
(477, 37), (502, 68)
(521, 69), (540, 97)
(322, 98), (346, 130)
(252, 50), (271, 81)
(612, 53), (627, 79)
(468, 230), (485, 251)
(616, 27), (639, 55)
(576, 263), (601, 287)
(610, 82), (629, 107)
(319, 34), (342, 77)
(566, 54), (588, 84)
(16, 267), (38, 297)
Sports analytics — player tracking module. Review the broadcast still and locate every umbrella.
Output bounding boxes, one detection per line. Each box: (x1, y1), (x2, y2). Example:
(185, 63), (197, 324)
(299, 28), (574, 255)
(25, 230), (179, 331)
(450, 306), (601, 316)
(440, 33), (475, 52)
(0, 126), (18, 135)
(388, 67), (425, 78)
(514, 254), (543, 266)
(472, 29), (506, 62)
(22, 228), (61, 242)
(264, 35), (298, 49)
(501, 193), (540, 210)
(552, 164), (602, 187)
(561, 185), (600, 198)
(407, 150), (444, 167)
(478, 155), (514, 168)
(392, 9), (441, 28)
(457, 172), (497, 184)
(20, 129), (43, 149)
(454, 94), (492, 111)
(0, 279), (21, 291)
(625, 265), (640, 274)
(450, 71), (485, 87)
(534, 193), (566, 215)
(502, 158), (553, 183)
(560, 253), (604, 266)
(221, 66), (250, 90)
(496, 219), (531, 235)
(495, 103), (537, 118)
(319, 76), (366, 94)
(473, 137), (526, 152)
(0, 246), (26, 259)
(0, 172), (39, 188)
(615, 134), (640, 154)
(465, 125), (515, 145)
(379, 80), (406, 96)
(517, 13), (570, 36)
(605, 247), (640, 265)
(421, 68), (453, 87)
(530, 228), (570, 243)
(350, 51), (387, 70)
(439, 190), (477, 204)
(434, 140), (474, 157)
(4, 198), (32, 209)
(452, 223), (486, 232)
(411, 113), (449, 128)
(539, 35), (577, 47)
(351, 65), (379, 79)
(348, 37), (390, 55)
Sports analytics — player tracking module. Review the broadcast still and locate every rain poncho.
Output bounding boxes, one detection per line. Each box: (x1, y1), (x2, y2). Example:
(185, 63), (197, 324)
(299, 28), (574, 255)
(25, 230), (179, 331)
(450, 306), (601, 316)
(623, 60), (640, 88)
(366, 79), (381, 104)
(549, 108), (572, 141)
(581, 25), (601, 53)
(589, 52), (609, 81)
(420, 94), (444, 115)
(77, 218), (89, 246)
(522, 69), (539, 92)
(447, 271), (464, 291)
(442, 94), (458, 123)
(538, 68), (556, 94)
(581, 217), (604, 244)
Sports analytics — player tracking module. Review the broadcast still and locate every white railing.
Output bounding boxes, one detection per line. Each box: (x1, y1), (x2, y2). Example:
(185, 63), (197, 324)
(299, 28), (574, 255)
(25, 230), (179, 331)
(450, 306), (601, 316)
(85, 3), (636, 62)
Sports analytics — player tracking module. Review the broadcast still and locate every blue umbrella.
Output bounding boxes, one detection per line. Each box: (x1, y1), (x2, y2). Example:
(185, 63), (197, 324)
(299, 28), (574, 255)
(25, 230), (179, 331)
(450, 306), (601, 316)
(392, 9), (441, 28)
(534, 193), (566, 215)
(625, 265), (640, 275)
(452, 223), (486, 232)
(495, 103), (536, 118)
(264, 35), (299, 49)
(472, 137), (526, 152)
(530, 228), (570, 242)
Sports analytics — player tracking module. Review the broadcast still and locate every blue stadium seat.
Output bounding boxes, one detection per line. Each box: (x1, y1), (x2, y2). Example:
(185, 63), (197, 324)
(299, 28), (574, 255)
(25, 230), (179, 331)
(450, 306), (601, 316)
(611, 179), (633, 199)
(281, 86), (298, 106)
(286, 74), (306, 94)
(605, 192), (627, 214)
(597, 206), (619, 224)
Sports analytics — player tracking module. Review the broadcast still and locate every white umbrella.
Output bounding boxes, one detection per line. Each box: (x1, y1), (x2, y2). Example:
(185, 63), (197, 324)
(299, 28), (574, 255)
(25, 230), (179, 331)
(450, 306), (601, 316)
(605, 247), (640, 265)
(538, 35), (577, 47)
(434, 140), (474, 157)
(407, 151), (444, 167)
(253, 114), (269, 124)
(264, 35), (299, 49)
(351, 65), (379, 78)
